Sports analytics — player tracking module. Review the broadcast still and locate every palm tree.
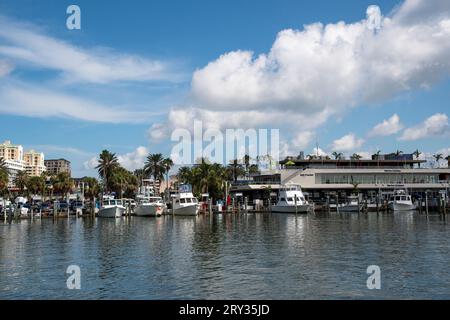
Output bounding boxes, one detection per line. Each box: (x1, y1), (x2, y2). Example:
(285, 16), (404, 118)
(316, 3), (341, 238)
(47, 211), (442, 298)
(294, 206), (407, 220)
(433, 153), (443, 168)
(133, 169), (145, 185)
(395, 149), (403, 157)
(161, 157), (174, 194)
(51, 172), (73, 200)
(144, 153), (166, 195)
(83, 177), (101, 200)
(446, 155), (450, 168)
(95, 150), (119, 193)
(109, 167), (138, 198)
(227, 159), (244, 182)
(14, 170), (29, 195)
(351, 153), (363, 160)
(26, 176), (46, 197)
(332, 152), (343, 160)
(413, 149), (422, 168)
(243, 154), (251, 178)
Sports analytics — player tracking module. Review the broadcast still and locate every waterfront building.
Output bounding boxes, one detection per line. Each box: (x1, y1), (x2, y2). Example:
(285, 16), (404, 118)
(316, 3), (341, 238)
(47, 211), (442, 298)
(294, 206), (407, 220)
(230, 153), (450, 204)
(44, 159), (71, 176)
(24, 150), (46, 176)
(0, 140), (25, 187)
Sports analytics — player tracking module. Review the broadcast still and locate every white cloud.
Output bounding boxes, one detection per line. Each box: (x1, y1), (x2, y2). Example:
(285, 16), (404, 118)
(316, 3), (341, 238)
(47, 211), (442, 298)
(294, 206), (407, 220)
(28, 145), (93, 157)
(191, 1), (450, 118)
(291, 131), (315, 151)
(0, 83), (160, 123)
(83, 157), (98, 171)
(0, 16), (181, 84)
(153, 0), (450, 143)
(117, 146), (149, 171)
(399, 113), (449, 140)
(330, 133), (364, 152)
(0, 59), (13, 77)
(368, 114), (404, 137)
(83, 146), (149, 172)
(311, 147), (328, 157)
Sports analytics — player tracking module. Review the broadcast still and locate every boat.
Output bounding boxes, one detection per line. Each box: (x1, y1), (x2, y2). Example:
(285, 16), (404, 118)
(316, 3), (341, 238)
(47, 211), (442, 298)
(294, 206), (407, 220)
(388, 190), (416, 211)
(98, 198), (126, 218)
(134, 196), (164, 217)
(172, 185), (199, 216)
(272, 184), (310, 213)
(339, 195), (363, 212)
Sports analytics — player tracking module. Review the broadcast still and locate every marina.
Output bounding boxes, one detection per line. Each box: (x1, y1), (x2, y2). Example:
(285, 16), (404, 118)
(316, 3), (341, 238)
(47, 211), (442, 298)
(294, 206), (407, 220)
(1, 211), (450, 299)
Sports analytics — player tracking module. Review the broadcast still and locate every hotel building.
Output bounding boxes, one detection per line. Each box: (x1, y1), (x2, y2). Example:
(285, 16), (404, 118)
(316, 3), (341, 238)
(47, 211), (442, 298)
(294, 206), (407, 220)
(0, 140), (25, 187)
(44, 159), (71, 176)
(24, 150), (46, 177)
(0, 140), (47, 188)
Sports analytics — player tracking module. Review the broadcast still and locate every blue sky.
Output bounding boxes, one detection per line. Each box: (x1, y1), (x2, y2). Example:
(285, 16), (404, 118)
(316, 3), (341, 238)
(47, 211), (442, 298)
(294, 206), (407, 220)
(0, 0), (449, 177)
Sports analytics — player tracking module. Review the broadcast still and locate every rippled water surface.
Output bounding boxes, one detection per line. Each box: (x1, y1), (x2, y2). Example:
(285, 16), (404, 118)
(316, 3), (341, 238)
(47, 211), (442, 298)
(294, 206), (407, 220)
(1, 212), (450, 299)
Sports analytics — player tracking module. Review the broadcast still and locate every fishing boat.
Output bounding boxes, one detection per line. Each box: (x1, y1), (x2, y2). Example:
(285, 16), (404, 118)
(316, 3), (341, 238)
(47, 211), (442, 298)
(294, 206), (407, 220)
(98, 198), (125, 218)
(134, 196), (164, 217)
(388, 190), (416, 211)
(172, 185), (199, 216)
(339, 195), (363, 212)
(272, 184), (310, 214)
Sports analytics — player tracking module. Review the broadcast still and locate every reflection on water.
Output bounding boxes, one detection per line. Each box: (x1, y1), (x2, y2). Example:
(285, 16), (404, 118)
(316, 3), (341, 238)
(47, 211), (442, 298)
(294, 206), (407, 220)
(0, 212), (449, 299)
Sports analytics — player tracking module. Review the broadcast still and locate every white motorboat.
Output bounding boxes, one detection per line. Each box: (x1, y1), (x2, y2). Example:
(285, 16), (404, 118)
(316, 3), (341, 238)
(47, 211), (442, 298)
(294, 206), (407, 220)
(134, 196), (164, 217)
(339, 195), (363, 212)
(272, 184), (310, 214)
(388, 190), (416, 211)
(172, 185), (199, 216)
(98, 199), (125, 218)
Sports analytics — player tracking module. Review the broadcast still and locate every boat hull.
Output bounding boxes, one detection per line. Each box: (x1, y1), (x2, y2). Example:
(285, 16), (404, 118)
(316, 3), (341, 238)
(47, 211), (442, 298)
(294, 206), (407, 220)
(339, 205), (360, 212)
(98, 206), (124, 218)
(388, 202), (416, 211)
(134, 204), (162, 217)
(173, 205), (199, 216)
(272, 204), (309, 214)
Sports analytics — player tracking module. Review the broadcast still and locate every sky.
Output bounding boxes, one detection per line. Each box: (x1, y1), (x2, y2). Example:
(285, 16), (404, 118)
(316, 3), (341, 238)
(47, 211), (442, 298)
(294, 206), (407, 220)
(0, 0), (449, 177)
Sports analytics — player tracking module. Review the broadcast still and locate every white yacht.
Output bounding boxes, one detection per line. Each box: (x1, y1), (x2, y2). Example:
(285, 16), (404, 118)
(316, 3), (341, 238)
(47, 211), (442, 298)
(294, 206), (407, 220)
(388, 190), (416, 211)
(272, 184), (310, 214)
(172, 185), (199, 216)
(134, 196), (164, 217)
(339, 195), (363, 212)
(98, 199), (126, 218)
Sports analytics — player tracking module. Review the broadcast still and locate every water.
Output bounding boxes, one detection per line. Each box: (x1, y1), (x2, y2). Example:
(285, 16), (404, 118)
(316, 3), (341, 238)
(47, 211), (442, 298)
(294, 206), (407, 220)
(1, 212), (450, 299)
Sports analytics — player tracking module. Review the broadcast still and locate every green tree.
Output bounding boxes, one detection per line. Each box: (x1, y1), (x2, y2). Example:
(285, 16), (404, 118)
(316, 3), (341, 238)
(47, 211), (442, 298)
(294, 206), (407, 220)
(144, 153), (166, 195)
(227, 159), (244, 182)
(26, 176), (46, 199)
(161, 157), (174, 194)
(14, 170), (29, 195)
(83, 177), (101, 201)
(413, 149), (422, 168)
(95, 150), (120, 193)
(433, 153), (443, 168)
(350, 153), (363, 160)
(51, 172), (73, 200)
(0, 171), (8, 196)
(332, 152), (343, 160)
(109, 167), (139, 198)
